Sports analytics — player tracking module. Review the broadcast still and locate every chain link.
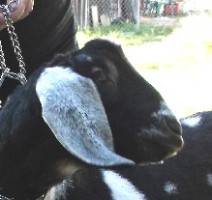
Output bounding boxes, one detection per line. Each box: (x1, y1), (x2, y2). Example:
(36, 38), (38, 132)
(0, 0), (27, 88)
(0, 194), (14, 200)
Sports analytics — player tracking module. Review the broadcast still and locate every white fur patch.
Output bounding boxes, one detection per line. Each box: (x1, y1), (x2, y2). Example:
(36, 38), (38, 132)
(164, 181), (178, 194)
(152, 101), (176, 119)
(45, 179), (74, 200)
(102, 170), (147, 200)
(181, 115), (202, 128)
(206, 173), (212, 187)
(44, 186), (56, 200)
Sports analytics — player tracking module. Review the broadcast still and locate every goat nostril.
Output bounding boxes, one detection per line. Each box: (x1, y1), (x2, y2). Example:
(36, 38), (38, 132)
(165, 118), (182, 135)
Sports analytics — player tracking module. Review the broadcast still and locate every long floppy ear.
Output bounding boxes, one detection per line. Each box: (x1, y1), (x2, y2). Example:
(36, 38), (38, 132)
(36, 67), (134, 166)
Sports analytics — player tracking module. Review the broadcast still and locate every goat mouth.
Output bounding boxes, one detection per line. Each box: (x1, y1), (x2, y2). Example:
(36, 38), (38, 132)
(138, 126), (184, 148)
(133, 129), (184, 164)
(135, 144), (181, 164)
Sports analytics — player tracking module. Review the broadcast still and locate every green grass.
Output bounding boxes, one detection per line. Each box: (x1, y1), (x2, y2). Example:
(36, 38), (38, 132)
(77, 23), (174, 47)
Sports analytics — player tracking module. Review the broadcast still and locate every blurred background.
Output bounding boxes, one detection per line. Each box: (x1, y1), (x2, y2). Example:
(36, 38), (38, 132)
(73, 0), (212, 118)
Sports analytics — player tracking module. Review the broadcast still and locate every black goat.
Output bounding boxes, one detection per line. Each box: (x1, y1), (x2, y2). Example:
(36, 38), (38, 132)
(0, 39), (183, 199)
(46, 111), (212, 200)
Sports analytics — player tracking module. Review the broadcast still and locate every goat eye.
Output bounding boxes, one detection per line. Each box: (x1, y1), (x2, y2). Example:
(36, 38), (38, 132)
(91, 67), (106, 84)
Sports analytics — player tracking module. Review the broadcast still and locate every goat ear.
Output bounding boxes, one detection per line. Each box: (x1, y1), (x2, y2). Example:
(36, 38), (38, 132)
(36, 67), (134, 166)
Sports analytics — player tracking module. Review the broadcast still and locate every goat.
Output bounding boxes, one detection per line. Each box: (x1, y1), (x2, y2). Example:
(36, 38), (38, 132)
(46, 111), (212, 200)
(54, 39), (183, 163)
(0, 39), (183, 199)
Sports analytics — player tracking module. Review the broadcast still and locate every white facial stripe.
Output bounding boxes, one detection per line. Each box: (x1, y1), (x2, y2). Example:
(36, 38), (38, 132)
(164, 181), (178, 194)
(84, 54), (93, 62)
(152, 101), (176, 119)
(139, 160), (164, 166)
(138, 126), (160, 137)
(102, 170), (147, 200)
(207, 173), (212, 187)
(75, 54), (93, 65)
(181, 115), (202, 128)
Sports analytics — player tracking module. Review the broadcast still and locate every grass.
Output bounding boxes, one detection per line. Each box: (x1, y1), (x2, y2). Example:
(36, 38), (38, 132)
(77, 23), (174, 47)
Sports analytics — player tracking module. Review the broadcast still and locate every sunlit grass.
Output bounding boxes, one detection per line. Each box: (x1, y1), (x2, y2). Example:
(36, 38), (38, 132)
(77, 23), (174, 47)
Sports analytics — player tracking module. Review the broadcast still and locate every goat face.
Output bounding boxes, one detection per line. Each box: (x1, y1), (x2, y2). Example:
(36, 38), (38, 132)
(71, 39), (183, 164)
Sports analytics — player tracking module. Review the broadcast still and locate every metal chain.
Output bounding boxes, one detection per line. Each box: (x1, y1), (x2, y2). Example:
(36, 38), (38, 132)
(0, 0), (27, 88)
(0, 193), (45, 200)
(0, 194), (13, 200)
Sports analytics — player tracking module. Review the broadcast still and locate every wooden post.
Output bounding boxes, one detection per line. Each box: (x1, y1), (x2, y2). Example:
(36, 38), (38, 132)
(91, 5), (99, 27)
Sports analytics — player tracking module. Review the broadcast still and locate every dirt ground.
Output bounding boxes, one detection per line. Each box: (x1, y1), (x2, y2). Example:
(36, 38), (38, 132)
(140, 16), (180, 26)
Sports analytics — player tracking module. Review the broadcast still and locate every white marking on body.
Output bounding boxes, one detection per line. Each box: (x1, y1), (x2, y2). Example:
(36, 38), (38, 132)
(44, 186), (56, 200)
(164, 181), (178, 194)
(102, 170), (147, 200)
(45, 179), (74, 199)
(206, 173), (212, 187)
(181, 115), (202, 128)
